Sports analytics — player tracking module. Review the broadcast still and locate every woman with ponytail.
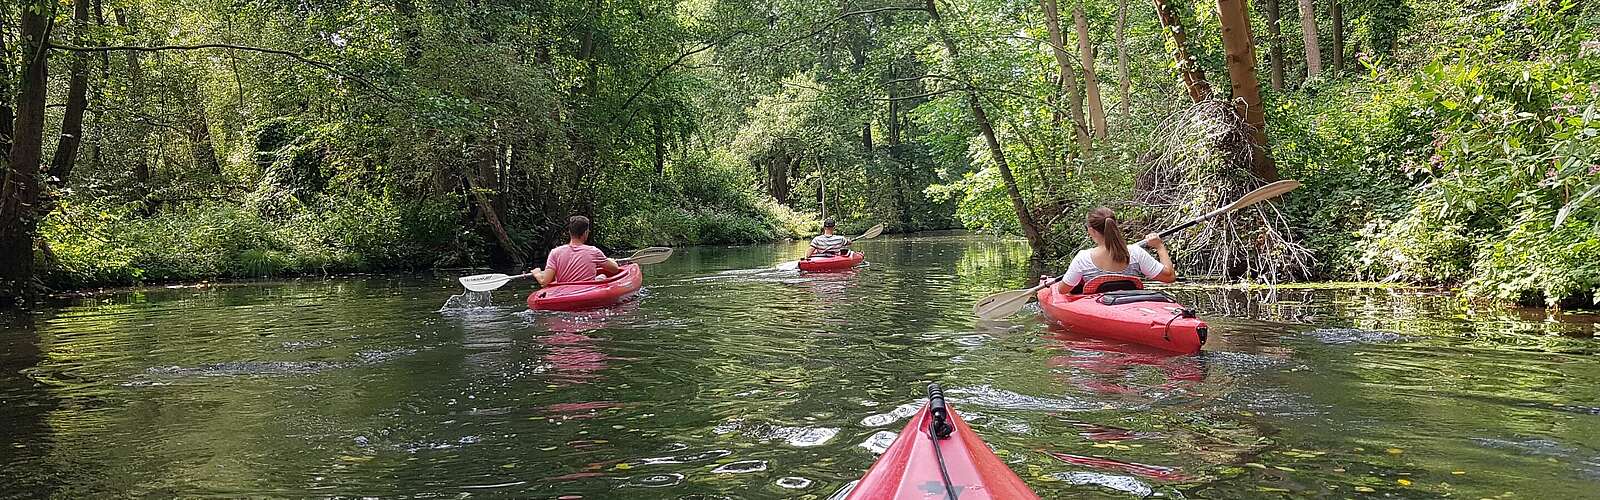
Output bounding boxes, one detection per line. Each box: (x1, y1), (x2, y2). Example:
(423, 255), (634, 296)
(1056, 207), (1177, 293)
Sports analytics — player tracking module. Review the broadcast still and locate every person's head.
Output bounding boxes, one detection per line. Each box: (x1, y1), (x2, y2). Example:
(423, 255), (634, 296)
(822, 218), (836, 235)
(1086, 207), (1129, 265)
(567, 215), (592, 242)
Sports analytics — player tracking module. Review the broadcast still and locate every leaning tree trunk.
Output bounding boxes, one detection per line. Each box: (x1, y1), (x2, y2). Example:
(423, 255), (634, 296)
(48, 0), (92, 189)
(1330, 0), (1344, 73)
(1151, 0), (1212, 101)
(1217, 0), (1278, 181)
(926, 0), (1048, 254)
(1297, 0), (1322, 79)
(2, 0), (52, 305)
(1073, 5), (1108, 138)
(1041, 0), (1091, 153)
(1116, 0), (1132, 121)
(1262, 0), (1286, 91)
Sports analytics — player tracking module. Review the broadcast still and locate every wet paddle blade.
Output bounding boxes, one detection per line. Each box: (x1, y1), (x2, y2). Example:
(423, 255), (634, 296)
(854, 223), (885, 241)
(776, 260), (800, 271)
(459, 273), (515, 292)
(972, 284), (1044, 320)
(620, 246), (674, 265)
(1224, 179), (1302, 212)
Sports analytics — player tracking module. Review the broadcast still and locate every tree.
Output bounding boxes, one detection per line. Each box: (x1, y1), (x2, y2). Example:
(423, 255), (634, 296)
(1040, 0), (1091, 152)
(1217, 0), (1277, 180)
(925, 0), (1048, 254)
(1330, 0), (1344, 73)
(1073, 5), (1108, 138)
(1115, 0), (1132, 120)
(1152, 0), (1212, 101)
(1262, 0), (1286, 90)
(1298, 0), (1322, 79)
(47, 0), (93, 189)
(2, 0), (51, 304)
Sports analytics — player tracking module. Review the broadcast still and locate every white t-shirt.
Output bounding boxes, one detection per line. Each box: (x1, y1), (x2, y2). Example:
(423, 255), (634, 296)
(810, 234), (850, 253)
(1060, 245), (1165, 287)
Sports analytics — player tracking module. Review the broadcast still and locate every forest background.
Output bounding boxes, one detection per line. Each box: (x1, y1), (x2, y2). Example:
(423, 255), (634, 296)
(0, 0), (1595, 307)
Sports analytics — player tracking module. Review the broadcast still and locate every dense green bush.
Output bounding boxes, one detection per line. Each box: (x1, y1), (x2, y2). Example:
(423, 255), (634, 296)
(1280, 1), (1599, 305)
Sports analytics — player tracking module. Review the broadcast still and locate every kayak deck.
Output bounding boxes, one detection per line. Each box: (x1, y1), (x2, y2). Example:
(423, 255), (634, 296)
(843, 386), (1038, 500)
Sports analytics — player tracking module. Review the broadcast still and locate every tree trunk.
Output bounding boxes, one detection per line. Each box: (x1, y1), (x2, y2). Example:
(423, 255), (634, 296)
(1041, 0), (1091, 152)
(1297, 0), (1322, 79)
(927, 0), (1047, 254)
(1073, 6), (1108, 138)
(114, 8), (151, 202)
(187, 92), (221, 176)
(1151, 0), (1212, 101)
(1115, 0), (1131, 121)
(1263, 0), (1286, 91)
(1217, 0), (1278, 181)
(2, 0), (51, 304)
(1330, 0), (1344, 73)
(48, 0), (92, 189)
(862, 122), (873, 150)
(653, 112), (666, 176)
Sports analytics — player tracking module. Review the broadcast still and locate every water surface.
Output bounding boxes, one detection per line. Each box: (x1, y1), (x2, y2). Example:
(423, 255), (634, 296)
(2, 234), (1597, 498)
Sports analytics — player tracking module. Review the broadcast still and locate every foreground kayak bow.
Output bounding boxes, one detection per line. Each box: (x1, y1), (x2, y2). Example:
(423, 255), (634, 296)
(841, 384), (1039, 499)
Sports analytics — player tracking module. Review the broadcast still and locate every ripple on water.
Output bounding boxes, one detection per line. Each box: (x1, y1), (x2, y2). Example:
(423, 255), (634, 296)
(710, 460), (768, 474)
(1304, 327), (1408, 345)
(625, 473), (685, 488)
(776, 476), (813, 489)
(1050, 472), (1153, 497)
(948, 384), (1100, 412)
(710, 419), (840, 447)
(859, 401), (922, 427)
(858, 431), (899, 454)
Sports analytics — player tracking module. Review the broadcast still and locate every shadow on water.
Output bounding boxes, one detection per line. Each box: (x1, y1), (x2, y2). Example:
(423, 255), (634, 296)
(0, 233), (1597, 498)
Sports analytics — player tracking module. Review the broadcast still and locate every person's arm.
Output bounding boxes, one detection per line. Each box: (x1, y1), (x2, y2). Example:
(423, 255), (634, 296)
(532, 267), (556, 286)
(1059, 252), (1088, 287)
(1142, 234), (1177, 283)
(598, 257), (621, 276)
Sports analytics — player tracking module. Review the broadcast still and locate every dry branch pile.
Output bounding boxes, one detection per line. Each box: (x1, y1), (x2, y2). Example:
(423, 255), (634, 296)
(1137, 99), (1311, 284)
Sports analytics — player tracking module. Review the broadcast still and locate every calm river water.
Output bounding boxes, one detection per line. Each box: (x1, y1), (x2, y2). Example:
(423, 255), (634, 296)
(2, 233), (1597, 498)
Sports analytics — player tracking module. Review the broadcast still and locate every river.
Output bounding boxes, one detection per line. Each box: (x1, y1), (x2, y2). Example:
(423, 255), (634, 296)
(2, 233), (1597, 498)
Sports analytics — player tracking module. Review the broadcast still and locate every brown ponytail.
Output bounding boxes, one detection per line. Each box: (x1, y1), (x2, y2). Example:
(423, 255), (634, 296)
(1087, 207), (1129, 266)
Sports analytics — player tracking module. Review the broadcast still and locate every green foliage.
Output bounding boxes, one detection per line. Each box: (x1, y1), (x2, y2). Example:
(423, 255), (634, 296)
(1281, 0), (1599, 305)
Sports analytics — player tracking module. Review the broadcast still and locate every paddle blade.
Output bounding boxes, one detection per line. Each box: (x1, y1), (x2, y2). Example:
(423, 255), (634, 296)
(623, 246), (674, 265)
(459, 273), (514, 292)
(972, 286), (1041, 320)
(855, 223), (885, 241)
(1224, 179), (1302, 212)
(776, 260), (800, 271)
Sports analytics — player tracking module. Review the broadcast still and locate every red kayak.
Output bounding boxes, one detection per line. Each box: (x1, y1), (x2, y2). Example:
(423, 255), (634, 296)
(527, 263), (643, 311)
(1037, 276), (1208, 354)
(844, 385), (1038, 500)
(798, 251), (865, 272)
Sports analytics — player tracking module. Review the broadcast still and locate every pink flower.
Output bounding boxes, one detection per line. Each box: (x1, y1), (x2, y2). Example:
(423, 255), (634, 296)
(1430, 154), (1443, 168)
(1547, 168), (1559, 179)
(1590, 163), (1600, 176)
(1563, 93), (1575, 102)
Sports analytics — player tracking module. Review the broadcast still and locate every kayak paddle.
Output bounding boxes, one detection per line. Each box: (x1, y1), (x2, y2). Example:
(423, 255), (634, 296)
(778, 223), (885, 270)
(971, 179), (1302, 320)
(457, 246), (674, 292)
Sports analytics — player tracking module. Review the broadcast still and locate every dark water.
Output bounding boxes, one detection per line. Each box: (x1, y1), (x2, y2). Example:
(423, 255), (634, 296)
(2, 234), (1598, 498)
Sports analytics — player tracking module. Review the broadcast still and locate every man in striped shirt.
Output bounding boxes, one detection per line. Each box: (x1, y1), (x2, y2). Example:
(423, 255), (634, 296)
(806, 218), (852, 257)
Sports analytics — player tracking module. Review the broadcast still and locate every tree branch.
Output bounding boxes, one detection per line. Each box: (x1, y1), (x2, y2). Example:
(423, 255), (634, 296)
(773, 6), (930, 49)
(47, 42), (399, 102)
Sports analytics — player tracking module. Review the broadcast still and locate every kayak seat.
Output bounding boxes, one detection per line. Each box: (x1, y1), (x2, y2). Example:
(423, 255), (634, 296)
(1097, 289), (1178, 306)
(1076, 275), (1146, 294)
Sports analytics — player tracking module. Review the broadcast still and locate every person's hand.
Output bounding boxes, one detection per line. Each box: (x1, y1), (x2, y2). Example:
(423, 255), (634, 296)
(1144, 233), (1165, 251)
(528, 267), (542, 275)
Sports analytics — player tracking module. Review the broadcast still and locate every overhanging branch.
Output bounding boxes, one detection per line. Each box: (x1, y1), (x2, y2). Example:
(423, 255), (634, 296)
(47, 42), (398, 102)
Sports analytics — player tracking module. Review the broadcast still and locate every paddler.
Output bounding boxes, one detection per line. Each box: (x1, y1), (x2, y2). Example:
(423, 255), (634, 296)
(529, 215), (620, 286)
(805, 218), (853, 258)
(1052, 207), (1176, 293)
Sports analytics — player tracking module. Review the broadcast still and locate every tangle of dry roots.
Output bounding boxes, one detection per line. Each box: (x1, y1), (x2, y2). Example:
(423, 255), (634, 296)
(1137, 99), (1312, 285)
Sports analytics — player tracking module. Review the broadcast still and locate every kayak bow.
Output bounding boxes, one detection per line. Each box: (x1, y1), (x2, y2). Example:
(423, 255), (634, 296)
(842, 384), (1039, 500)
